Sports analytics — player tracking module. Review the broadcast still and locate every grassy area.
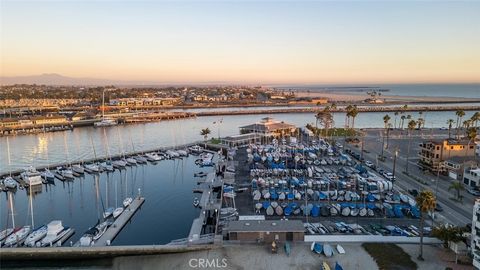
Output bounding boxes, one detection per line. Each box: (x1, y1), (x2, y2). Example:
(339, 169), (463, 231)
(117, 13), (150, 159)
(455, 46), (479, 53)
(362, 243), (417, 270)
(210, 138), (221, 144)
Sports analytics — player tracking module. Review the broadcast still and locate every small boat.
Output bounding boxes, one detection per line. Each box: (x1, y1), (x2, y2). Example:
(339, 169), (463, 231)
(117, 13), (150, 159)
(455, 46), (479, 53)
(99, 161), (114, 172)
(112, 207), (124, 219)
(84, 163), (100, 173)
(336, 244), (345, 254)
(275, 206), (283, 216)
(21, 167), (43, 186)
(0, 228), (14, 244)
(359, 208), (367, 217)
(72, 164), (85, 175)
(103, 207), (115, 219)
(126, 157), (137, 165)
(145, 153), (162, 162)
(41, 169), (55, 182)
(322, 262), (331, 270)
(3, 176), (17, 189)
(266, 205), (274, 216)
(3, 225), (32, 247)
(123, 197), (133, 208)
(323, 244), (333, 257)
(40, 220), (69, 247)
(112, 160), (127, 169)
(341, 207), (350, 216)
(367, 209), (375, 217)
(313, 242), (323, 254)
(92, 220), (112, 241)
(334, 262), (344, 270)
(134, 155), (148, 164)
(193, 197), (200, 207)
(24, 225), (47, 247)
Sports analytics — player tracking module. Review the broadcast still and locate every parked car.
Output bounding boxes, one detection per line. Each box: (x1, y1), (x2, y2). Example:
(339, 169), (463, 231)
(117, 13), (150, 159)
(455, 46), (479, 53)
(365, 161), (374, 168)
(467, 188), (480, 196)
(435, 203), (443, 212)
(409, 189), (419, 197)
(383, 172), (396, 181)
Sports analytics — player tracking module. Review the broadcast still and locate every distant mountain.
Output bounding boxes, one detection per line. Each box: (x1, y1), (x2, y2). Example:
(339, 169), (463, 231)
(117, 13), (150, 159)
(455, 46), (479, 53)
(0, 73), (127, 86)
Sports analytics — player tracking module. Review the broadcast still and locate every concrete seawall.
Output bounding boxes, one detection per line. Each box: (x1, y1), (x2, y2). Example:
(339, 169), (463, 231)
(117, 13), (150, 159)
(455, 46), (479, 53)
(0, 244), (215, 261)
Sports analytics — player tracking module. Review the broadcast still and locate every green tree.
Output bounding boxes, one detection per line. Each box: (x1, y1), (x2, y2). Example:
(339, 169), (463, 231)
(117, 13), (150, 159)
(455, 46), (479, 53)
(405, 119), (417, 174)
(200, 128), (211, 148)
(470, 112), (480, 128)
(431, 225), (466, 248)
(416, 190), (436, 261)
(455, 110), (465, 139)
(446, 119), (455, 139)
(448, 182), (464, 201)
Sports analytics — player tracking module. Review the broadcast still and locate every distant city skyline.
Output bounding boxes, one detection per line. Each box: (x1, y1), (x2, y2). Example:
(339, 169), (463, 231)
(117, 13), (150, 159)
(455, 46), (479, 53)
(1, 1), (479, 84)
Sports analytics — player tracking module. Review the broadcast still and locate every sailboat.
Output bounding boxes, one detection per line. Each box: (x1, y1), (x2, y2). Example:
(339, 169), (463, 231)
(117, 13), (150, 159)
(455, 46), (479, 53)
(24, 183), (47, 247)
(100, 129), (115, 172)
(122, 169), (133, 208)
(39, 136), (55, 182)
(112, 173), (124, 219)
(103, 174), (115, 219)
(1, 192), (16, 246)
(94, 89), (117, 127)
(4, 138), (19, 188)
(3, 191), (31, 247)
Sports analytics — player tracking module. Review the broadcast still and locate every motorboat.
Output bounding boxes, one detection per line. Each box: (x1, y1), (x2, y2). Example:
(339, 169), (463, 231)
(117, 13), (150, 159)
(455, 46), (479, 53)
(145, 153), (162, 162)
(24, 225), (47, 247)
(166, 150), (180, 158)
(103, 207), (115, 219)
(193, 197), (200, 207)
(123, 197), (133, 208)
(188, 145), (203, 154)
(3, 176), (17, 189)
(94, 118), (117, 127)
(3, 225), (31, 247)
(40, 220), (67, 247)
(55, 167), (74, 180)
(72, 164), (85, 175)
(323, 244), (333, 257)
(112, 207), (124, 219)
(177, 150), (188, 157)
(84, 163), (100, 173)
(92, 220), (112, 241)
(40, 169), (55, 182)
(21, 167), (43, 186)
(336, 244), (346, 254)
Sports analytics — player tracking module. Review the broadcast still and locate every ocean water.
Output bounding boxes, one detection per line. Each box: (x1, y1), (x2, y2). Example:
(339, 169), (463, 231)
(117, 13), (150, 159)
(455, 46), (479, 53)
(273, 83), (480, 99)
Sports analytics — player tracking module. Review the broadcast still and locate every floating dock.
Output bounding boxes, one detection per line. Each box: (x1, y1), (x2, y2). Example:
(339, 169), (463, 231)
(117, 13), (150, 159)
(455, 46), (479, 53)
(92, 197), (145, 247)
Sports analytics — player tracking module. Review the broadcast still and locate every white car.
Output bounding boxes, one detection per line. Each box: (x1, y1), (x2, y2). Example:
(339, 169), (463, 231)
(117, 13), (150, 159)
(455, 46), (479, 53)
(383, 172), (395, 180)
(365, 161), (374, 167)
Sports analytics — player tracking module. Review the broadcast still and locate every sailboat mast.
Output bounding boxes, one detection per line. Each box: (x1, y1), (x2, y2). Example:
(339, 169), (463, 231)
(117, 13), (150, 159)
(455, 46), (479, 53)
(9, 192), (15, 228)
(29, 184), (34, 228)
(90, 136), (98, 159)
(102, 89), (105, 120)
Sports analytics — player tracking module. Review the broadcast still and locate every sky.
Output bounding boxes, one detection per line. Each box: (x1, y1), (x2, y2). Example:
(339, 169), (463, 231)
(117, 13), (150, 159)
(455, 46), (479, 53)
(1, 1), (480, 84)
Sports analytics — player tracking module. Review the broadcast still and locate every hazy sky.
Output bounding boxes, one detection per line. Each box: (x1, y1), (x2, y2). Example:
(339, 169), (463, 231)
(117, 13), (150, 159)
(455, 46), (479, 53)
(1, 1), (479, 84)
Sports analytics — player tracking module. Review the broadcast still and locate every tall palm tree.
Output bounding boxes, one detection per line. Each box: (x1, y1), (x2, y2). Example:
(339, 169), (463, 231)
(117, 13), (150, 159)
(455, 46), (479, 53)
(349, 105), (359, 129)
(383, 114), (391, 129)
(470, 112), (480, 128)
(463, 119), (472, 129)
(394, 111), (399, 129)
(448, 182), (464, 201)
(447, 119), (455, 139)
(417, 118), (425, 129)
(382, 114), (391, 154)
(455, 110), (466, 139)
(405, 119), (417, 174)
(416, 190), (436, 260)
(345, 104), (354, 128)
(200, 128), (211, 148)
(400, 115), (406, 130)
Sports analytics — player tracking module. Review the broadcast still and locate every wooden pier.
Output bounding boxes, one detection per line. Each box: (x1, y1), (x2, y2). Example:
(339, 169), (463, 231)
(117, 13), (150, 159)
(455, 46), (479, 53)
(92, 197), (145, 247)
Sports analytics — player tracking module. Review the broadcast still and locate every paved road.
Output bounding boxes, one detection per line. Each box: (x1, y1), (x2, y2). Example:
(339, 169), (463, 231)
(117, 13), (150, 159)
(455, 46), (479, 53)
(342, 129), (475, 226)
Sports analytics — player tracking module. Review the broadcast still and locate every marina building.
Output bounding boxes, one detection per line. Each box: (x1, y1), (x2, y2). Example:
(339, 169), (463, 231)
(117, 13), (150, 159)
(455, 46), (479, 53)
(30, 115), (67, 126)
(239, 117), (297, 138)
(418, 139), (477, 173)
(471, 199), (480, 269)
(226, 220), (305, 242)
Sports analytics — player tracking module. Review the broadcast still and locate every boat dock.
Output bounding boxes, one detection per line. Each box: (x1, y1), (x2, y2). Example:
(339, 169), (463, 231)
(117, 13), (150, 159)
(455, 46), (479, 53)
(92, 197), (145, 247)
(188, 172), (223, 243)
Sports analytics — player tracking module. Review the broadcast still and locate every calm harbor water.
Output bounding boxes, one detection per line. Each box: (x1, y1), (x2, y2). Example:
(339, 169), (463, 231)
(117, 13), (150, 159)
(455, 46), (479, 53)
(0, 110), (477, 174)
(0, 156), (206, 245)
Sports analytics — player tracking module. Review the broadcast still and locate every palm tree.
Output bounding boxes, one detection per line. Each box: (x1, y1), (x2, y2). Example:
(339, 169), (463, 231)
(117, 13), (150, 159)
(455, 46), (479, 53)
(349, 105), (359, 129)
(400, 115), (406, 129)
(394, 111), (399, 129)
(382, 114), (391, 155)
(470, 112), (480, 128)
(345, 104), (354, 128)
(416, 190), (436, 260)
(405, 119), (417, 174)
(383, 114), (391, 129)
(447, 119), (455, 139)
(463, 119), (472, 130)
(200, 128), (211, 148)
(455, 110), (465, 139)
(417, 118), (425, 129)
(448, 182), (464, 201)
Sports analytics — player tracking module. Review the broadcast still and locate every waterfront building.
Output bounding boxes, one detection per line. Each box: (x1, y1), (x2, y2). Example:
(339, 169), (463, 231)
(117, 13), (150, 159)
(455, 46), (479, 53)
(226, 220), (304, 242)
(220, 133), (262, 148)
(418, 139), (477, 173)
(471, 198), (480, 269)
(0, 118), (20, 128)
(444, 157), (478, 180)
(465, 167), (480, 188)
(30, 115), (67, 125)
(239, 117), (297, 138)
